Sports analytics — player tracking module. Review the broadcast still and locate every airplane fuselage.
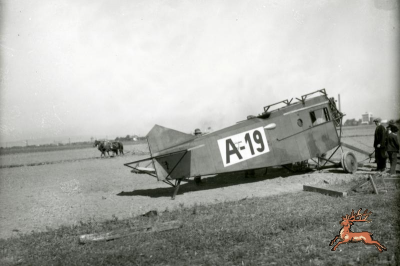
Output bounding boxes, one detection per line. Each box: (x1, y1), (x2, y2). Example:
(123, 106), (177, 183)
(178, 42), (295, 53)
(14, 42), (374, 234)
(147, 94), (340, 181)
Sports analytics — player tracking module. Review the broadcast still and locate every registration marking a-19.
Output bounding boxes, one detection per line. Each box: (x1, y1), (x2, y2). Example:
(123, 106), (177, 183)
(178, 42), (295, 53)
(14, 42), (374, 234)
(217, 127), (270, 167)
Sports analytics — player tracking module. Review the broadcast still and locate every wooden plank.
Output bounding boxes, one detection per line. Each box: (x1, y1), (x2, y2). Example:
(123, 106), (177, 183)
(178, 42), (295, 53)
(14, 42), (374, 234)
(303, 185), (347, 197)
(370, 176), (379, 194)
(79, 221), (182, 244)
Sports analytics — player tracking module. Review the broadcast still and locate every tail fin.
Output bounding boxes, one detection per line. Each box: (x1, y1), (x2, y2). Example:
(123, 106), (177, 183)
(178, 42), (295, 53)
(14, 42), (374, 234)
(146, 125), (195, 154)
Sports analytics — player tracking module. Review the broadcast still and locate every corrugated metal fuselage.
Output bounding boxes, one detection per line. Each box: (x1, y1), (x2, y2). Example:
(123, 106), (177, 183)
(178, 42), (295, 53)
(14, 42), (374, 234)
(150, 95), (340, 181)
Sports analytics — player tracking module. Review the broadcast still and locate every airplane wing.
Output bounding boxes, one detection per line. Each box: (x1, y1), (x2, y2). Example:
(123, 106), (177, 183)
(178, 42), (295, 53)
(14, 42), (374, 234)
(124, 157), (157, 177)
(130, 167), (156, 174)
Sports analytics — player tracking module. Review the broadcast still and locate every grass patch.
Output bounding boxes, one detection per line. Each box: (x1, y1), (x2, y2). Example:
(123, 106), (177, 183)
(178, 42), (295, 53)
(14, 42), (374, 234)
(1, 190), (398, 266)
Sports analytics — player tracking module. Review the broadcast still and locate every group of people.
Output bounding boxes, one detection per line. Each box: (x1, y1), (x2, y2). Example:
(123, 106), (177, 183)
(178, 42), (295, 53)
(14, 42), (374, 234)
(373, 118), (399, 175)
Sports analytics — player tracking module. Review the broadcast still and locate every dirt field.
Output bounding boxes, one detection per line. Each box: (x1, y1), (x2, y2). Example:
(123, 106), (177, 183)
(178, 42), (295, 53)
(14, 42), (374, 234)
(0, 146), (375, 240)
(1, 126), (397, 240)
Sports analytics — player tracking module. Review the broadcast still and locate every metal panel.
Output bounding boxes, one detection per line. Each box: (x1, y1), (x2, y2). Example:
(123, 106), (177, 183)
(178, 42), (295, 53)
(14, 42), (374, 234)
(324, 122), (340, 150)
(155, 152), (191, 180)
(273, 114), (301, 164)
(290, 110), (311, 161)
(306, 126), (325, 158)
(205, 120), (277, 173)
(126, 91), (345, 184)
(190, 138), (217, 176)
(306, 122), (339, 158)
(146, 125), (195, 154)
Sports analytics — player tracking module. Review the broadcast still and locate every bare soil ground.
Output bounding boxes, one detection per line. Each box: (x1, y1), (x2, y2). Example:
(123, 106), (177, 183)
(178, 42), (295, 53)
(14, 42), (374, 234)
(0, 152), (378, 240)
(1, 128), (398, 240)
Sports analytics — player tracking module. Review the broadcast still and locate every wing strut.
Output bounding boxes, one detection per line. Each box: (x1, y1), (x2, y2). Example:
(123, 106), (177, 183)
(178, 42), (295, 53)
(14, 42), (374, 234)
(147, 137), (159, 178)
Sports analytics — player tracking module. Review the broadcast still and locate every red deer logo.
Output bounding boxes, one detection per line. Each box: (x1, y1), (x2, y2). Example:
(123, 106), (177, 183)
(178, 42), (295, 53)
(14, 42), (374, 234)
(329, 208), (387, 253)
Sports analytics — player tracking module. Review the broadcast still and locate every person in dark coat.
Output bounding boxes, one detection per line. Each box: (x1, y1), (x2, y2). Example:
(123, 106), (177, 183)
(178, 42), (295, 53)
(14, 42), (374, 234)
(386, 125), (399, 175)
(373, 118), (387, 171)
(387, 120), (398, 133)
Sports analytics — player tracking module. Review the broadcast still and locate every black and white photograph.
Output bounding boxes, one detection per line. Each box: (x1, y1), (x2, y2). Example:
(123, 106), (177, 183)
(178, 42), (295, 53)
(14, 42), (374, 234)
(0, 0), (399, 265)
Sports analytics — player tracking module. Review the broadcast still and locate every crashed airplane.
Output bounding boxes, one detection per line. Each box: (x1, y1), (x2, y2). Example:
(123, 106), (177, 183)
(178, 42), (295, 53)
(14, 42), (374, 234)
(125, 89), (357, 199)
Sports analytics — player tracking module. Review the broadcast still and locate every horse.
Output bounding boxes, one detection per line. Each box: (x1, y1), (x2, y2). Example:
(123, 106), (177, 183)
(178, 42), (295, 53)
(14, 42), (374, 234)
(93, 140), (124, 157)
(112, 141), (124, 155)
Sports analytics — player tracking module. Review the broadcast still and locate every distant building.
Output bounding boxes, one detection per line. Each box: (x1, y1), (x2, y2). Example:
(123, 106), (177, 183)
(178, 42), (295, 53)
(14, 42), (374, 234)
(344, 118), (359, 126)
(361, 112), (373, 125)
(369, 117), (374, 124)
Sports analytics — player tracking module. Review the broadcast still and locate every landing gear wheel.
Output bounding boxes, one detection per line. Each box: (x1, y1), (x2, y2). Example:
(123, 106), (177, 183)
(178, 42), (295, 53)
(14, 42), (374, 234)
(194, 176), (202, 184)
(341, 151), (358, 173)
(293, 160), (309, 172)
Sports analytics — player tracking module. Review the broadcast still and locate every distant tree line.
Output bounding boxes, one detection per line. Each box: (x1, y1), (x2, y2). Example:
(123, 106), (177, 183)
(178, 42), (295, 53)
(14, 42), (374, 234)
(114, 135), (146, 141)
(0, 135), (147, 150)
(0, 141), (94, 150)
(343, 118), (400, 127)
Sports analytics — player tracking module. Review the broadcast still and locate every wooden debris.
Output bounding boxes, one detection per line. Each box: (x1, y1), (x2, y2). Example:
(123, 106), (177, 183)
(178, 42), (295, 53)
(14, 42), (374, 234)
(370, 175), (379, 194)
(303, 185), (347, 197)
(349, 178), (370, 192)
(142, 210), (158, 217)
(350, 173), (391, 194)
(369, 173), (388, 194)
(79, 220), (182, 244)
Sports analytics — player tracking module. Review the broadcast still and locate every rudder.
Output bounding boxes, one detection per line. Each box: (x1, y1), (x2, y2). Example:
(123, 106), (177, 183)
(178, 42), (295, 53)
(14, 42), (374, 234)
(146, 125), (195, 154)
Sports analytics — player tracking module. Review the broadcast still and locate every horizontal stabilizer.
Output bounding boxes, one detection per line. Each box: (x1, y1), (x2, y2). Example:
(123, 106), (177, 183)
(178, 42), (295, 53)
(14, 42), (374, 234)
(146, 125), (195, 154)
(131, 167), (156, 174)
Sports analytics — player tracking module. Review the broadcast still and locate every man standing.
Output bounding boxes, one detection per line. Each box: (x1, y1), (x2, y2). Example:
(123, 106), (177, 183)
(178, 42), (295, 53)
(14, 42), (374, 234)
(373, 118), (387, 171)
(386, 125), (399, 175)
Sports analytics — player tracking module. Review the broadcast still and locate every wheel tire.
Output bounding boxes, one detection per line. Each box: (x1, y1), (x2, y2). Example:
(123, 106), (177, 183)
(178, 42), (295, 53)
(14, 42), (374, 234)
(341, 151), (358, 173)
(194, 176), (202, 184)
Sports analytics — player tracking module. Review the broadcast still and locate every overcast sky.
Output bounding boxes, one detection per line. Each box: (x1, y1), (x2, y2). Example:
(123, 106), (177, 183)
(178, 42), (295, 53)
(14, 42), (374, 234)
(0, 0), (399, 144)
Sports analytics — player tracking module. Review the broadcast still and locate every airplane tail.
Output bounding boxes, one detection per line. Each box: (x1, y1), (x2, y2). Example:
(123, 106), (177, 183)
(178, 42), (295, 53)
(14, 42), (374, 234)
(146, 125), (195, 154)
(125, 125), (195, 181)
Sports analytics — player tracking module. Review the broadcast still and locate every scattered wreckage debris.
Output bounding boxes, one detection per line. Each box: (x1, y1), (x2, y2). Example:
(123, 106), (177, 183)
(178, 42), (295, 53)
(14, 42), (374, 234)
(303, 185), (348, 197)
(351, 172), (397, 194)
(142, 210), (158, 217)
(304, 172), (399, 197)
(79, 220), (182, 244)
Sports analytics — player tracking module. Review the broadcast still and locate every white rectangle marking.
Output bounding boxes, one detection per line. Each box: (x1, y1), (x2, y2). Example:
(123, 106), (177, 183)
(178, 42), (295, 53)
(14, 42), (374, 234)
(217, 127), (270, 167)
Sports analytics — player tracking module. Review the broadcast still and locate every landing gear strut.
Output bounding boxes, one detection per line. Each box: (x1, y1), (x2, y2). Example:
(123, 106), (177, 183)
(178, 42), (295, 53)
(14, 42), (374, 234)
(171, 179), (182, 200)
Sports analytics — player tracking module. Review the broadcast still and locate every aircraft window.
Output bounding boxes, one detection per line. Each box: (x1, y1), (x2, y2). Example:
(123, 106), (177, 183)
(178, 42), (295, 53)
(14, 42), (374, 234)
(297, 119), (303, 127)
(310, 107), (330, 126)
(324, 107), (331, 121)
